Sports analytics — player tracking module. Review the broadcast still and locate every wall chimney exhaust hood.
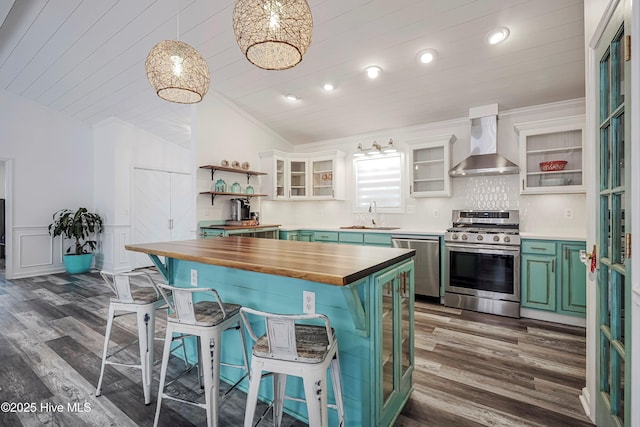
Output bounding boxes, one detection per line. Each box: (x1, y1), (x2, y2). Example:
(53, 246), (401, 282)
(449, 104), (519, 177)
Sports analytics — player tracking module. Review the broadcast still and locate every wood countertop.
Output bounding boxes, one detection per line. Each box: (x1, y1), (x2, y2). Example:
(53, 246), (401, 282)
(125, 237), (415, 286)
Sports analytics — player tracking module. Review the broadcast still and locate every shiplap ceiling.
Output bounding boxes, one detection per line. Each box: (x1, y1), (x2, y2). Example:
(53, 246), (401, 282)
(0, 0), (585, 147)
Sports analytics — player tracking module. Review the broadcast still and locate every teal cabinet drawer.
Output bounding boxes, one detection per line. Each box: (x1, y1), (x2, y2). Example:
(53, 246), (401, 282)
(339, 232), (364, 244)
(313, 231), (338, 242)
(364, 233), (392, 246)
(521, 240), (556, 255)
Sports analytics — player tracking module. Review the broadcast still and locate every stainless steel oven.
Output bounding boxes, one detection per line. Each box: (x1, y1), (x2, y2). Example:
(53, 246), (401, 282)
(444, 210), (521, 318)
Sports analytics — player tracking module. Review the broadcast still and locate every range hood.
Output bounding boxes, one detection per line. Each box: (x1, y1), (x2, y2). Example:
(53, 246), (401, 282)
(449, 105), (519, 177)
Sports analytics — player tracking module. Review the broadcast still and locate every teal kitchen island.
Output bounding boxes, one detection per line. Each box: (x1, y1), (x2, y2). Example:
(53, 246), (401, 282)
(126, 237), (415, 427)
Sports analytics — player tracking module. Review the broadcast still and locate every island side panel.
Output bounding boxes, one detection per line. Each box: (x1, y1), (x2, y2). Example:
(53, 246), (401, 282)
(168, 258), (378, 426)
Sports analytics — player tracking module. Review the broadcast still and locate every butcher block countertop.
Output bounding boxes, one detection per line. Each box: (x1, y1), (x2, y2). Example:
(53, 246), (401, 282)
(201, 223), (280, 231)
(125, 237), (415, 286)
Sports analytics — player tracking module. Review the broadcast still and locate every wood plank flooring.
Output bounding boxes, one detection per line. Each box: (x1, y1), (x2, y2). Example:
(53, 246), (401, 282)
(0, 270), (592, 426)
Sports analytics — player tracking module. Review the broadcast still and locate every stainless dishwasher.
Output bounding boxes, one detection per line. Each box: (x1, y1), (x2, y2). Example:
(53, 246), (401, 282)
(392, 235), (440, 298)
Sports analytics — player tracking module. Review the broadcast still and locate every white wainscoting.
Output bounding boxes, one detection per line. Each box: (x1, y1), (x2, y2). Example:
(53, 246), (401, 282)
(11, 226), (64, 278)
(97, 224), (132, 274)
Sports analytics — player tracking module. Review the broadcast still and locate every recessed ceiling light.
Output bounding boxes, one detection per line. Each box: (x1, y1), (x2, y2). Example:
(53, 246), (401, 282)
(365, 65), (383, 79)
(417, 49), (437, 64)
(285, 94), (298, 101)
(323, 83), (334, 91)
(487, 27), (510, 45)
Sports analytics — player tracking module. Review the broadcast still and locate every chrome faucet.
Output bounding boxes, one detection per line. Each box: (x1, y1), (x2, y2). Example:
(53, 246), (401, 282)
(368, 201), (377, 227)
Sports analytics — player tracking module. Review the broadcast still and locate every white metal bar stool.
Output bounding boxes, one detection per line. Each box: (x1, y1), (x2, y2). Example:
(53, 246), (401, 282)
(154, 284), (249, 427)
(96, 270), (171, 405)
(240, 307), (345, 427)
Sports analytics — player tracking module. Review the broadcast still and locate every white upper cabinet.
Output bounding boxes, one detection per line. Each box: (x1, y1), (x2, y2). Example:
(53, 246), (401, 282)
(515, 116), (585, 194)
(407, 134), (454, 197)
(260, 150), (345, 200)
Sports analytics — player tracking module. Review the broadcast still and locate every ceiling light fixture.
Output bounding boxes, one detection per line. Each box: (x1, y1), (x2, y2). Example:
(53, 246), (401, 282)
(354, 139), (396, 156)
(232, 0), (313, 70)
(487, 27), (510, 45)
(285, 94), (298, 101)
(417, 49), (437, 64)
(323, 82), (334, 91)
(145, 2), (210, 104)
(365, 65), (383, 79)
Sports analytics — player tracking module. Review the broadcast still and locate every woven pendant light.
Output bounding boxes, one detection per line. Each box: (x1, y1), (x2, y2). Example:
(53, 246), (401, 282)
(233, 0), (313, 70)
(145, 40), (210, 104)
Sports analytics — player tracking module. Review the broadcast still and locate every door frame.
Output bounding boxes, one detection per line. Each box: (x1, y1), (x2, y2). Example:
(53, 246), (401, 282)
(0, 158), (12, 279)
(585, 0), (638, 424)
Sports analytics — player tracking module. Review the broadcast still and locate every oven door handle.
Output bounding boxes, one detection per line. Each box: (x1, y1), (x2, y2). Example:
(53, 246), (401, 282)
(445, 242), (520, 254)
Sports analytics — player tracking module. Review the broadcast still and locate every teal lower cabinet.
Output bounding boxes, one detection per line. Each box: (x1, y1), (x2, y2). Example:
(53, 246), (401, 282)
(339, 232), (364, 245)
(560, 243), (587, 315)
(282, 229), (393, 247)
(521, 239), (586, 317)
(364, 233), (392, 247)
(521, 254), (556, 311)
(313, 231), (339, 243)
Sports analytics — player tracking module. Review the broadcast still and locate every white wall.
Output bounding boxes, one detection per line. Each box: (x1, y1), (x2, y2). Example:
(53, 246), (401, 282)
(0, 89), (93, 278)
(193, 92), (293, 223)
(277, 99), (587, 238)
(93, 117), (193, 273)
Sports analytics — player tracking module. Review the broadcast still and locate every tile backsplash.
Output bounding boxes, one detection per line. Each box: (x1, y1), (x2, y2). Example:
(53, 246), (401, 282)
(454, 175), (520, 211)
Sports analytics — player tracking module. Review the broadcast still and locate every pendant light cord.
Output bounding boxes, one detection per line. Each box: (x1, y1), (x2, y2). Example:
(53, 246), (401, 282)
(176, 0), (180, 41)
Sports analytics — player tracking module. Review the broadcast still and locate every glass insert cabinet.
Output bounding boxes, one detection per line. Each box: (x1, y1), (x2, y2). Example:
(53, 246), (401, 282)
(407, 134), (454, 197)
(515, 116), (586, 194)
(376, 263), (414, 426)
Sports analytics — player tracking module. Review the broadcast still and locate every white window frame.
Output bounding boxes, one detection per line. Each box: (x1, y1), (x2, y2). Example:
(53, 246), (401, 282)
(353, 152), (405, 213)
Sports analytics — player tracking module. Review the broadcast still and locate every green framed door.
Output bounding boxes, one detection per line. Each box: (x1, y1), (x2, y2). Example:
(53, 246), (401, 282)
(595, 3), (632, 426)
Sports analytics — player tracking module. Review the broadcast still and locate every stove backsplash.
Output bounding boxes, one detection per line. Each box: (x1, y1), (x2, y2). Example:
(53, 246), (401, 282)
(452, 174), (520, 211)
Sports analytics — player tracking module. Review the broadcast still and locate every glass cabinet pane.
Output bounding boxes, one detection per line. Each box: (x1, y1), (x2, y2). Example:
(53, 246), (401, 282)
(276, 159), (285, 197)
(612, 114), (625, 188)
(381, 280), (395, 403)
(400, 271), (411, 377)
(600, 52), (610, 121)
(312, 159), (333, 197)
(289, 160), (307, 197)
(599, 126), (610, 191)
(612, 31), (625, 109)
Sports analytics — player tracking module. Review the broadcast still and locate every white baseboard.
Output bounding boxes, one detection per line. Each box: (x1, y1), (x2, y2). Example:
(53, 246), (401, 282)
(579, 386), (594, 422)
(520, 307), (587, 327)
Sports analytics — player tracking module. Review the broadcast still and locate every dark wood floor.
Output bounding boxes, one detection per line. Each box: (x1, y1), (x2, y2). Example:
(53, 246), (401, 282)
(0, 269), (592, 426)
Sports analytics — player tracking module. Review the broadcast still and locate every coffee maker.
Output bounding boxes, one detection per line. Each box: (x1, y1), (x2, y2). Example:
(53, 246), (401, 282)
(230, 199), (251, 221)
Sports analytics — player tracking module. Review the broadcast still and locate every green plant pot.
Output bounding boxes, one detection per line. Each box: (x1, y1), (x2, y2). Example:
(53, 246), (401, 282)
(63, 253), (93, 274)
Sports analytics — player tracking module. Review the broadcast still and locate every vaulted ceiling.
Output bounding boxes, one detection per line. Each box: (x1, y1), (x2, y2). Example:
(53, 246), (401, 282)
(0, 0), (585, 147)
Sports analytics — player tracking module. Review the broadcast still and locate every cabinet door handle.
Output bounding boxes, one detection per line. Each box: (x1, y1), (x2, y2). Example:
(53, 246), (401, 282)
(551, 259), (555, 273)
(522, 179), (525, 191)
(531, 246), (546, 250)
(565, 247), (568, 260)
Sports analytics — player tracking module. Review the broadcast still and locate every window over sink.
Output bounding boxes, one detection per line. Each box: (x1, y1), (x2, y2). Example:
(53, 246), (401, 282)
(354, 153), (404, 212)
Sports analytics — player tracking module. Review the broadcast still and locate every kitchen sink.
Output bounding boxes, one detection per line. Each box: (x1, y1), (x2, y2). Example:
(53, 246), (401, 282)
(340, 225), (401, 230)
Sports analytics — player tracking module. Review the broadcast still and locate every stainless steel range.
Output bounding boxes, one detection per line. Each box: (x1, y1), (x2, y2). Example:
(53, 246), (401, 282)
(444, 210), (521, 318)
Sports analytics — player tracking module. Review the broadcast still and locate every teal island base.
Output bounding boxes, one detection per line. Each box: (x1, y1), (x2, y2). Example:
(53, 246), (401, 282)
(131, 238), (415, 427)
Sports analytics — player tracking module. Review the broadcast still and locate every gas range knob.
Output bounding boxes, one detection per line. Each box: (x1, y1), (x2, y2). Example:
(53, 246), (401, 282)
(461, 234), (468, 241)
(504, 236), (511, 243)
(493, 235), (500, 242)
(477, 235), (484, 241)
(451, 234), (459, 240)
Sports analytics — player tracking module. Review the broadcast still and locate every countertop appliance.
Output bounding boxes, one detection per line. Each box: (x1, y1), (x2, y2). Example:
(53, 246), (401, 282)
(444, 210), (521, 318)
(230, 198), (251, 221)
(392, 234), (440, 298)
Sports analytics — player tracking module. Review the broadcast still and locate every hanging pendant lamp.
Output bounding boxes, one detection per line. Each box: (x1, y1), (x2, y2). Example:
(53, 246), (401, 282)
(145, 3), (210, 103)
(146, 40), (210, 103)
(232, 0), (313, 70)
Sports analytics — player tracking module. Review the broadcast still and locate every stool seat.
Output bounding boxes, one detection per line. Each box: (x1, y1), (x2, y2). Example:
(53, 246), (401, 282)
(167, 301), (241, 327)
(253, 324), (335, 363)
(110, 287), (163, 305)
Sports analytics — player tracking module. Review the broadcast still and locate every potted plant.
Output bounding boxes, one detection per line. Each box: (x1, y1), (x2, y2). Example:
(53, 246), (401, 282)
(48, 207), (103, 274)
